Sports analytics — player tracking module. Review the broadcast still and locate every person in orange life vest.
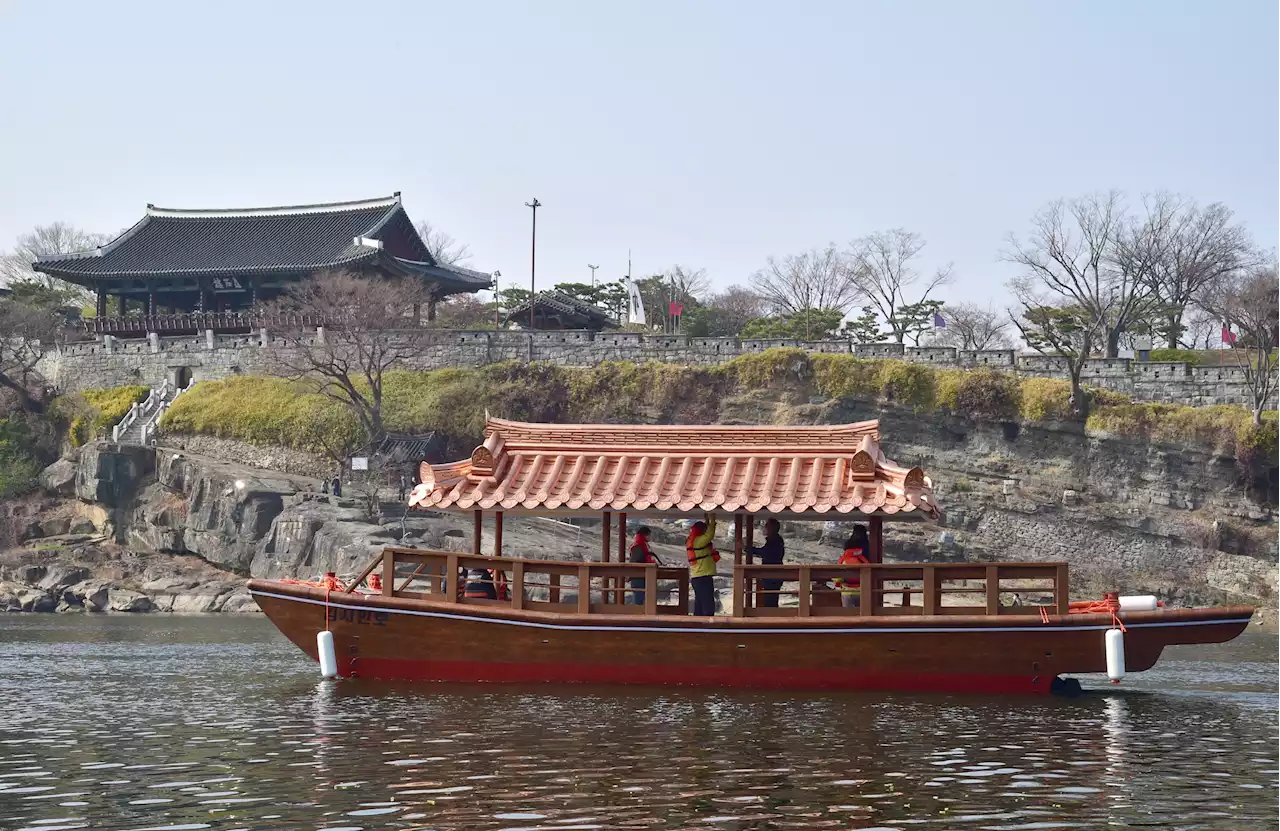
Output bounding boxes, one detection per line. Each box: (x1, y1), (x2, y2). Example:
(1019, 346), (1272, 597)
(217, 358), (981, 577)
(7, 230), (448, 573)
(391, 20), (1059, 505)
(686, 513), (720, 616)
(463, 568), (498, 600)
(627, 526), (661, 606)
(746, 517), (786, 607)
(837, 525), (871, 608)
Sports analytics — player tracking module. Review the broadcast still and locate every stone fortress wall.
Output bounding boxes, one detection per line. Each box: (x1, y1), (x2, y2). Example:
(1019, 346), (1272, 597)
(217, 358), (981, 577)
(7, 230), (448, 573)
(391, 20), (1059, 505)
(39, 328), (1276, 409)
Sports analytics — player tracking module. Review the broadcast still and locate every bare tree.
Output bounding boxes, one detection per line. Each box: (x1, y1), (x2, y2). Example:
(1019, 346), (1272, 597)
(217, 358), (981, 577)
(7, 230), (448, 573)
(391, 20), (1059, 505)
(0, 297), (59, 413)
(1199, 262), (1279, 425)
(637, 265), (711, 332)
(1004, 192), (1136, 357)
(1009, 287), (1110, 419)
(2, 223), (111, 300)
(706, 285), (764, 336)
(264, 272), (431, 451)
(845, 229), (953, 344)
(1133, 195), (1257, 349)
(933, 302), (1011, 350)
(414, 221), (471, 266)
(750, 245), (859, 339)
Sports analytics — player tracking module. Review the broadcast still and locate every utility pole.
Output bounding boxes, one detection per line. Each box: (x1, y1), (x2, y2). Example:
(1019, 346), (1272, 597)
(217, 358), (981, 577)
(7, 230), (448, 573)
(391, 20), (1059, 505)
(588, 263), (599, 288)
(524, 198), (541, 330)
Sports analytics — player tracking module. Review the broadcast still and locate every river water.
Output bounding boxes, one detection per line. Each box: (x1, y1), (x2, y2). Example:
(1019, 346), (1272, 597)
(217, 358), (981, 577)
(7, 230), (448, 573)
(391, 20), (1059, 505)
(0, 616), (1275, 831)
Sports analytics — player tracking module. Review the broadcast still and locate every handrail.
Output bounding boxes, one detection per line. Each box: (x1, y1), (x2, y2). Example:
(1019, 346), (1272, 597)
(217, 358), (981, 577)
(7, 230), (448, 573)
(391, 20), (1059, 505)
(338, 549), (1071, 619)
(733, 562), (1069, 618)
(362, 548), (690, 616)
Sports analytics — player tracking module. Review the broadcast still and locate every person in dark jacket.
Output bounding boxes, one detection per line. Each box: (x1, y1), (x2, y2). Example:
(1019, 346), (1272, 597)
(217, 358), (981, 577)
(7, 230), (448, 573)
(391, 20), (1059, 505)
(627, 526), (659, 605)
(747, 518), (786, 607)
(331, 476), (342, 497)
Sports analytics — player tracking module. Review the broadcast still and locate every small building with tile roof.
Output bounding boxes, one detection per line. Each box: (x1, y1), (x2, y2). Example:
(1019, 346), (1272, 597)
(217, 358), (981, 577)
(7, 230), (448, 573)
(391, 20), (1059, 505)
(505, 289), (618, 331)
(32, 193), (492, 325)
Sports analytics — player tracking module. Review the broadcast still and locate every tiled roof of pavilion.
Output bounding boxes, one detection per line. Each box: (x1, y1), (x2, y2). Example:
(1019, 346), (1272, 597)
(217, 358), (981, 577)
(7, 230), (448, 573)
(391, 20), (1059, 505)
(408, 417), (941, 520)
(32, 194), (491, 292)
(505, 290), (618, 330)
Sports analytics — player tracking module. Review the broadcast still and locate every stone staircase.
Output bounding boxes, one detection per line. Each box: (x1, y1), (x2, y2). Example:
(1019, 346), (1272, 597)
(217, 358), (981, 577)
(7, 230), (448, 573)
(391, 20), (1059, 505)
(111, 378), (194, 445)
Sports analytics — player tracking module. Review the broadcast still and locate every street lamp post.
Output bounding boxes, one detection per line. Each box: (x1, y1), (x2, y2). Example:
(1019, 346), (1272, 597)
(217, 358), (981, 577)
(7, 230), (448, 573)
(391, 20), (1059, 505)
(588, 263), (599, 288)
(491, 270), (502, 330)
(524, 198), (541, 330)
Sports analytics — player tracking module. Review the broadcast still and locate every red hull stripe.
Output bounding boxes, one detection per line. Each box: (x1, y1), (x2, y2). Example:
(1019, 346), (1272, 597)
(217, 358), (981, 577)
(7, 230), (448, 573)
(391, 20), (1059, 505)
(346, 656), (1049, 695)
(249, 590), (1251, 635)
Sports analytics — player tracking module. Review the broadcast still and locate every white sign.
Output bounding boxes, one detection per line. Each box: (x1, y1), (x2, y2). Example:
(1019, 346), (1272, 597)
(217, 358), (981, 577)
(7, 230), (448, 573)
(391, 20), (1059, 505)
(350, 457), (368, 471)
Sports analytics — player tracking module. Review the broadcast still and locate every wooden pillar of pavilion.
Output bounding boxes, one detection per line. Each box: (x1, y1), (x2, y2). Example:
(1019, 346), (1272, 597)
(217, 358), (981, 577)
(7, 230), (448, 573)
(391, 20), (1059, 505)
(869, 516), (884, 563)
(494, 511), (504, 557)
(95, 288), (107, 318)
(745, 515), (755, 564)
(617, 512), (627, 561)
(601, 511), (612, 605)
(117, 294), (127, 316)
(733, 513), (743, 565)
(146, 286), (158, 316)
(472, 510), (483, 555)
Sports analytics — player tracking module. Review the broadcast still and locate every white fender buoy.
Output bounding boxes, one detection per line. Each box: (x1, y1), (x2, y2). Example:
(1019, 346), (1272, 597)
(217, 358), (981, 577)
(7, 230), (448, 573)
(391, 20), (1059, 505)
(1118, 595), (1158, 612)
(317, 630), (338, 679)
(1105, 628), (1126, 682)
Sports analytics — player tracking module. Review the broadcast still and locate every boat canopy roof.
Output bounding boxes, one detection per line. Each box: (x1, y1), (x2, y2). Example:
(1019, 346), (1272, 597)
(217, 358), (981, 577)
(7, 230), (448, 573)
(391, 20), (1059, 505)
(409, 417), (942, 521)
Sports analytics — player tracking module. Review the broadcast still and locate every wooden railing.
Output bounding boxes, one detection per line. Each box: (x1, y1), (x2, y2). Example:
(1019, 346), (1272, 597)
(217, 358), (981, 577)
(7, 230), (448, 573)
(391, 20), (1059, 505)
(344, 550), (1069, 619)
(85, 312), (325, 336)
(371, 549), (690, 616)
(733, 562), (1069, 617)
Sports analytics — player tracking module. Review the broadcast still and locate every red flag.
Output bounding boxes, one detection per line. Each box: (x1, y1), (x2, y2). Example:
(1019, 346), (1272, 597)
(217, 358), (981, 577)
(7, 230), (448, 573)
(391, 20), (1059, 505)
(668, 301), (684, 317)
(1221, 326), (1237, 345)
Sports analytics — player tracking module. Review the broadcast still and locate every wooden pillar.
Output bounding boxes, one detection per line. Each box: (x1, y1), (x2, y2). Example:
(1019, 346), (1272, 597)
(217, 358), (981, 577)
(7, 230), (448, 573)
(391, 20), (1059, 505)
(426, 299), (438, 321)
(412, 303), (422, 326)
(494, 511), (504, 557)
(745, 515), (755, 565)
(472, 510), (482, 555)
(147, 288), (158, 316)
(117, 294), (127, 315)
(95, 287), (106, 318)
(617, 512), (627, 561)
(733, 513), (743, 565)
(869, 516), (884, 564)
(601, 512), (611, 562)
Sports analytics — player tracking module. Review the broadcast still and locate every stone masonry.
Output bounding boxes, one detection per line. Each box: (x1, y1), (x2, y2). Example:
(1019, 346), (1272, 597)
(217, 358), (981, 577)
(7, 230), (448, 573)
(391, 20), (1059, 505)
(37, 329), (1277, 409)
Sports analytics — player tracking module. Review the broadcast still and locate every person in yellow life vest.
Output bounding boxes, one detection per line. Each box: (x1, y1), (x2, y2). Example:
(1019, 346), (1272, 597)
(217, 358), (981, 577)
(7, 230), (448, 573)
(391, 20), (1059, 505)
(837, 525), (870, 608)
(686, 513), (720, 616)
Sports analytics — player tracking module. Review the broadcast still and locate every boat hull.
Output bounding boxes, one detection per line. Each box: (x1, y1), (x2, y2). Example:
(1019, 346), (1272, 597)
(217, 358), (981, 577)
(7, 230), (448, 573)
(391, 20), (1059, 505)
(248, 581), (1254, 695)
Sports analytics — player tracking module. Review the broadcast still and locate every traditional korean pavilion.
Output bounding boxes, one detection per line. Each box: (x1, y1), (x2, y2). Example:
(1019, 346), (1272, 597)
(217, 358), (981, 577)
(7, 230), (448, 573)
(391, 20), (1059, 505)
(506, 289), (618, 331)
(33, 193), (491, 332)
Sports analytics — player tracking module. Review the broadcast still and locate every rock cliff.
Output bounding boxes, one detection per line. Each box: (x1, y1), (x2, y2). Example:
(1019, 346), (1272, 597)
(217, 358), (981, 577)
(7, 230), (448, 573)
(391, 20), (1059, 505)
(3, 393), (1276, 623)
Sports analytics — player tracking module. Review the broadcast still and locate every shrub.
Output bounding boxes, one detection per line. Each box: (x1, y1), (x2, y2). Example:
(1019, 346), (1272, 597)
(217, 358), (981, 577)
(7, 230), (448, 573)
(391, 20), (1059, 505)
(944, 369), (1022, 422)
(57, 385), (150, 447)
(1018, 378), (1074, 422)
(875, 360), (937, 411)
(811, 354), (881, 400)
(0, 415), (42, 498)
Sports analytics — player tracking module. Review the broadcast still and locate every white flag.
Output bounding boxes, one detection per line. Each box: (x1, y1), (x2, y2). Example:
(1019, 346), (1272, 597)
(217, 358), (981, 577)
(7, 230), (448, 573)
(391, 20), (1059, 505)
(625, 278), (646, 326)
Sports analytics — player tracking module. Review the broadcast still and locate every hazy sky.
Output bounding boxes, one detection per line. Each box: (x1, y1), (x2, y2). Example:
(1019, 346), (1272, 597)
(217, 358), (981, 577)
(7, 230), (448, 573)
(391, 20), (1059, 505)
(1, 0), (1276, 306)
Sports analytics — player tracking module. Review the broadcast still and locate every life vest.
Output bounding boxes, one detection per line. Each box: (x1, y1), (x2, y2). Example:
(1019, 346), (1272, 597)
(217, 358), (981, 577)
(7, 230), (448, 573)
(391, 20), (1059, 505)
(837, 547), (869, 592)
(685, 531), (720, 565)
(629, 539), (656, 564)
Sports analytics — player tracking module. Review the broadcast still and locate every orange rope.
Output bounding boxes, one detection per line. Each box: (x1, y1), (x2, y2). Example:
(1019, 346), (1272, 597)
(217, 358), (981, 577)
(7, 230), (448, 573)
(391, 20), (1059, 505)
(1069, 592), (1127, 632)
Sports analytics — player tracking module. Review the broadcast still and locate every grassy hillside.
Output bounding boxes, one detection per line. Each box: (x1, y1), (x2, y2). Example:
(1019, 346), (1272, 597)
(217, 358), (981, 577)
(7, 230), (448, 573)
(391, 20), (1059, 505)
(158, 350), (1278, 473)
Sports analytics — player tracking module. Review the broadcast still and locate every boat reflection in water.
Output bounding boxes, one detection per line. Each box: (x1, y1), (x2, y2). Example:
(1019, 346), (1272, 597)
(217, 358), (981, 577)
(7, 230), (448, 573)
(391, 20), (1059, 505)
(251, 418), (1253, 694)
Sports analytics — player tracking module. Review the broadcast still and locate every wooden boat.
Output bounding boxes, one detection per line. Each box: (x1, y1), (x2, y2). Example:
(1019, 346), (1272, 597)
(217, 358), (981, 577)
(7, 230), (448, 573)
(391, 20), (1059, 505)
(250, 418), (1254, 695)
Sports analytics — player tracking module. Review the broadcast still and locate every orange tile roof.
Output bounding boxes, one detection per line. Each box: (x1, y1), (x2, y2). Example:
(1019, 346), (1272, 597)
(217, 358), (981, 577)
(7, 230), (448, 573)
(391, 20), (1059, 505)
(408, 417), (941, 520)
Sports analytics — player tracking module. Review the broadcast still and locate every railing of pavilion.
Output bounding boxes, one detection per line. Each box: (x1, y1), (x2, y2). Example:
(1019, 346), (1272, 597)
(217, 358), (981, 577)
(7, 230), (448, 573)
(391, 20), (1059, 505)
(349, 549), (1070, 619)
(734, 563), (1070, 617)
(85, 311), (325, 336)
